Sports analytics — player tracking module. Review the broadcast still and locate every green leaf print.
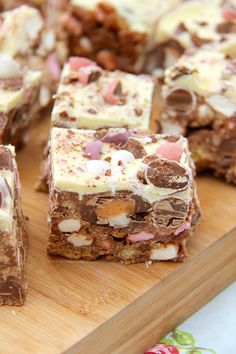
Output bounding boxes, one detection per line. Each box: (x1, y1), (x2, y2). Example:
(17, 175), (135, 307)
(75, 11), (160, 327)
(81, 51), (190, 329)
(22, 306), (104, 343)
(161, 337), (175, 345)
(174, 329), (196, 346)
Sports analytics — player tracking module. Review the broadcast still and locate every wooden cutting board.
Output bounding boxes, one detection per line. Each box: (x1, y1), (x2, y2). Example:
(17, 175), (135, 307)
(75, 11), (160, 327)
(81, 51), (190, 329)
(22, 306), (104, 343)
(1, 116), (236, 354)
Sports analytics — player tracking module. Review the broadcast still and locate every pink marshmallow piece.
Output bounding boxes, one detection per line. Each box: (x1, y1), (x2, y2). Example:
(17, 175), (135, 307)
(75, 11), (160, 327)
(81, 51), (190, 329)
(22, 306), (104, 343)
(78, 66), (100, 85)
(69, 56), (97, 71)
(104, 80), (120, 105)
(84, 140), (102, 160)
(46, 53), (61, 81)
(156, 142), (183, 162)
(128, 232), (155, 243)
(222, 7), (236, 20)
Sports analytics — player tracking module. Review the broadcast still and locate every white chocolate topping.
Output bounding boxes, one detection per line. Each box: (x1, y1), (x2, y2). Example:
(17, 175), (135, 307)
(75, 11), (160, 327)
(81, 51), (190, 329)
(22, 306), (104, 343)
(163, 50), (236, 117)
(50, 127), (193, 204)
(52, 63), (155, 130)
(0, 55), (42, 113)
(155, 0), (236, 59)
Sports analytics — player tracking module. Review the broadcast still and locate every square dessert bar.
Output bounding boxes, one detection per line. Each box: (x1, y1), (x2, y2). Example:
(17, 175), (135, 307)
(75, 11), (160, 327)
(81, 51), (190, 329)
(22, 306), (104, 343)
(0, 145), (26, 305)
(0, 54), (41, 147)
(56, 0), (181, 74)
(155, 0), (236, 68)
(0, 5), (62, 108)
(160, 50), (236, 183)
(57, 0), (159, 73)
(51, 56), (156, 130)
(47, 127), (200, 264)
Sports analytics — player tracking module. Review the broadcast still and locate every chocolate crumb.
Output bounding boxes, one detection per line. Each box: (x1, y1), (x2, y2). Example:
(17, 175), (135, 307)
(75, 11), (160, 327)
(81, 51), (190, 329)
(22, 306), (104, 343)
(87, 108), (97, 114)
(105, 169), (111, 176)
(134, 107), (143, 116)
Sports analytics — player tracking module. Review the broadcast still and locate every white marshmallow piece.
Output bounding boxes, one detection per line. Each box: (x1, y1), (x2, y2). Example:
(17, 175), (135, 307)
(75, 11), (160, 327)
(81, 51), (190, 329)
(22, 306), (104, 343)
(86, 160), (108, 175)
(25, 14), (43, 41)
(111, 150), (134, 167)
(206, 95), (236, 118)
(150, 244), (178, 260)
(67, 233), (93, 247)
(0, 54), (22, 79)
(107, 212), (130, 227)
(58, 219), (81, 233)
(41, 30), (55, 52)
(39, 85), (51, 107)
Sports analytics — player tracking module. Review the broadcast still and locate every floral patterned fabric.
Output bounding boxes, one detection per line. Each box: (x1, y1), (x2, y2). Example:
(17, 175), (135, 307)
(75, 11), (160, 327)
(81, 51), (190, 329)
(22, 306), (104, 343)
(145, 282), (236, 354)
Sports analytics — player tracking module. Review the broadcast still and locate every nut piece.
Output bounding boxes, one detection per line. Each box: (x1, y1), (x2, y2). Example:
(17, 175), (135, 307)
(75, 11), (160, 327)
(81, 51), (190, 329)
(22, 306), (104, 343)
(150, 244), (178, 260)
(58, 219), (81, 232)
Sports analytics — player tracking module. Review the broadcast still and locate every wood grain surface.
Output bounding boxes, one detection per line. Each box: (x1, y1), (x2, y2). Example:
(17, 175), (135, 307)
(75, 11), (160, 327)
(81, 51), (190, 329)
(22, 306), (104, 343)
(1, 116), (236, 354)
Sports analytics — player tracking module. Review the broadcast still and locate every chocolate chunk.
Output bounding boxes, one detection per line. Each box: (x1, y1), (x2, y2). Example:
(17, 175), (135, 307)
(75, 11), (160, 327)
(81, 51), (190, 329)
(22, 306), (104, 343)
(170, 65), (197, 80)
(123, 137), (147, 158)
(151, 197), (188, 230)
(191, 33), (211, 47)
(134, 107), (143, 116)
(132, 194), (151, 213)
(113, 81), (126, 105)
(87, 108), (97, 114)
(165, 88), (196, 115)
(0, 147), (14, 171)
(141, 156), (190, 190)
(216, 22), (236, 33)
(217, 135), (236, 168)
(79, 195), (98, 224)
(137, 170), (147, 184)
(87, 67), (102, 83)
(0, 276), (24, 305)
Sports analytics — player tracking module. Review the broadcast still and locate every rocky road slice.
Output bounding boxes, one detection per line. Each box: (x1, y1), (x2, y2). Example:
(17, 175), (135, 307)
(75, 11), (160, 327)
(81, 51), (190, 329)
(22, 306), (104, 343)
(160, 49), (236, 184)
(0, 145), (27, 305)
(47, 127), (200, 264)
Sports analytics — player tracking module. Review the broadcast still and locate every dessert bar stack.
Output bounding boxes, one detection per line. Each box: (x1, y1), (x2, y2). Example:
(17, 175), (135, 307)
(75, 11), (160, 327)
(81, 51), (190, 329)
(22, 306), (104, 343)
(46, 56), (201, 263)
(160, 50), (236, 184)
(0, 146), (26, 305)
(37, 56), (156, 190)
